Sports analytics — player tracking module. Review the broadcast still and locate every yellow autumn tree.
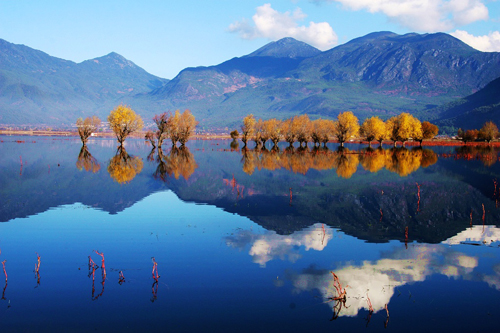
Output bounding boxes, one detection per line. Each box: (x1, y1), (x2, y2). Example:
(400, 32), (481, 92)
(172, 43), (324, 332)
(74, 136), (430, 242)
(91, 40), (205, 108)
(415, 121), (439, 145)
(282, 117), (299, 147)
(108, 105), (144, 146)
(478, 121), (499, 144)
(295, 115), (312, 147)
(311, 119), (334, 147)
(241, 114), (256, 147)
(360, 116), (386, 147)
(266, 118), (283, 148)
(169, 109), (197, 146)
(333, 111), (359, 147)
(253, 118), (264, 147)
(386, 113), (422, 146)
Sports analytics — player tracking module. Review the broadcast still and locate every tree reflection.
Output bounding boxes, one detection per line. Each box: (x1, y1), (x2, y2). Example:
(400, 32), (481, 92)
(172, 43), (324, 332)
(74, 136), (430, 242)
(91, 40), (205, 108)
(76, 145), (100, 173)
(383, 147), (437, 177)
(333, 147), (359, 179)
(153, 146), (198, 181)
(107, 146), (143, 184)
(230, 139), (239, 151)
(454, 146), (498, 167)
(359, 147), (386, 173)
(240, 146), (436, 177)
(384, 148), (421, 176)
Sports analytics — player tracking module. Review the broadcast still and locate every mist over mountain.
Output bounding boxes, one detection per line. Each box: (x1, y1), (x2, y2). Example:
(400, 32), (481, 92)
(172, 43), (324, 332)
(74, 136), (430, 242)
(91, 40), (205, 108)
(1, 32), (499, 129)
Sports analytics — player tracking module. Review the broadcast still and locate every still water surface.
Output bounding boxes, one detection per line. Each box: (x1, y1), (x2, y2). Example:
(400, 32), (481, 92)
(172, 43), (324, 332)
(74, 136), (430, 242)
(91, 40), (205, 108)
(0, 136), (499, 332)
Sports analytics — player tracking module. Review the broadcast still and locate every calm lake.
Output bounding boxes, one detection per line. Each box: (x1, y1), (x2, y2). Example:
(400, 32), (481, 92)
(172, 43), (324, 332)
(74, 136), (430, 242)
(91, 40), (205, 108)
(1, 136), (500, 332)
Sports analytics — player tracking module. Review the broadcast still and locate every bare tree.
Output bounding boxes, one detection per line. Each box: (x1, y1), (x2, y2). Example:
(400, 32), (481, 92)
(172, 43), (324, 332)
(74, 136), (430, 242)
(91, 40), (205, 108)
(76, 116), (101, 145)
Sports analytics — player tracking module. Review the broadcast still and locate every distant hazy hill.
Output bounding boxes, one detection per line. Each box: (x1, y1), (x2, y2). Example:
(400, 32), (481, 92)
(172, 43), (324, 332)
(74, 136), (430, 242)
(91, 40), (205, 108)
(433, 76), (500, 131)
(0, 38), (167, 126)
(1, 32), (500, 129)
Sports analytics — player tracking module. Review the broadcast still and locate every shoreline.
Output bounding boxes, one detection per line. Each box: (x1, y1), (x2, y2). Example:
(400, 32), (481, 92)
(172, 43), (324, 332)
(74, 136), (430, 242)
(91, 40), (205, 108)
(0, 129), (231, 140)
(1, 130), (499, 146)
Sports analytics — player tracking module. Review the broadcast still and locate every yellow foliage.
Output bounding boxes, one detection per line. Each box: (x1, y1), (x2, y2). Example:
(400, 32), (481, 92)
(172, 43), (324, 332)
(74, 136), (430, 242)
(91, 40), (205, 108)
(421, 121), (439, 141)
(241, 114), (256, 144)
(107, 105), (144, 145)
(311, 119), (334, 145)
(386, 113), (422, 144)
(264, 118), (283, 146)
(295, 115), (312, 146)
(360, 116), (385, 143)
(334, 111), (359, 145)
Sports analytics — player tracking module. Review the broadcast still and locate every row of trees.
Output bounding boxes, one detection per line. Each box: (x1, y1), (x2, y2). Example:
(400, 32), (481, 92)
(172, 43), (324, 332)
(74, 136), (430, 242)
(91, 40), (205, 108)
(457, 121), (499, 143)
(145, 109), (198, 148)
(239, 112), (439, 148)
(76, 106), (197, 147)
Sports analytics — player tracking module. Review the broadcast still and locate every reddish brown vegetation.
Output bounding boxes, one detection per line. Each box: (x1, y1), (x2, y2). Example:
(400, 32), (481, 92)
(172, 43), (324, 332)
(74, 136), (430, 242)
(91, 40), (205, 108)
(151, 257), (159, 282)
(1, 260), (7, 282)
(118, 271), (125, 285)
(405, 226), (409, 249)
(328, 272), (348, 321)
(223, 174), (244, 199)
(35, 253), (41, 286)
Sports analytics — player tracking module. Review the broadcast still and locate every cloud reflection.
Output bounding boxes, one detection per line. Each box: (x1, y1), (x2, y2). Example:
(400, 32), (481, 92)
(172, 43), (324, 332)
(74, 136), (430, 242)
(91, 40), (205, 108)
(290, 244), (478, 317)
(225, 223), (333, 267)
(442, 226), (500, 245)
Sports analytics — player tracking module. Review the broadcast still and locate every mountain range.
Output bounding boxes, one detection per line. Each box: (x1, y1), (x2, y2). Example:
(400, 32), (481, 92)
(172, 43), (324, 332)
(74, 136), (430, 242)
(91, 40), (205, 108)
(1, 32), (500, 131)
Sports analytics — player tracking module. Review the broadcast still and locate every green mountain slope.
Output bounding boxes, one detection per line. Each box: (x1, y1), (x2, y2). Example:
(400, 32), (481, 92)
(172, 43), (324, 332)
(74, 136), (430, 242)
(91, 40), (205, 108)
(432, 76), (500, 131)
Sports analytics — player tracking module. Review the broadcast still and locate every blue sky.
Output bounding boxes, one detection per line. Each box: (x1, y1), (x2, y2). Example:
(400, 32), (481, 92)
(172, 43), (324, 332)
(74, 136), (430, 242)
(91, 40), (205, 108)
(1, 0), (499, 79)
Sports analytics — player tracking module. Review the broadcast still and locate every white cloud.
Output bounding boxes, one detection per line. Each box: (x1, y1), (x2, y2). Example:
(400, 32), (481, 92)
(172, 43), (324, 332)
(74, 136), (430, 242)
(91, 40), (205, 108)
(228, 3), (338, 50)
(450, 30), (500, 51)
(314, 0), (489, 32)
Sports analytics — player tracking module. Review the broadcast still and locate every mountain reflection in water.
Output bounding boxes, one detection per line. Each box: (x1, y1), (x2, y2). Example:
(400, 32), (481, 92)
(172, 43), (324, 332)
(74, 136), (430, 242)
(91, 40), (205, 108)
(1, 137), (500, 331)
